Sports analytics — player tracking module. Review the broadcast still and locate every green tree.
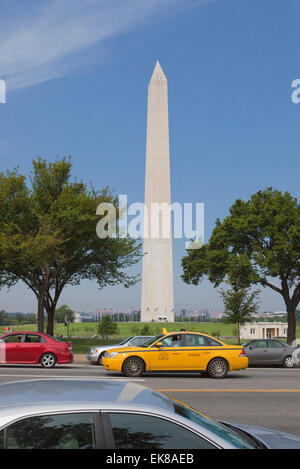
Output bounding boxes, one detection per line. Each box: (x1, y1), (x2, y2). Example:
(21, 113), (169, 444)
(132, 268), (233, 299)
(97, 315), (118, 338)
(0, 309), (9, 326)
(219, 287), (260, 344)
(182, 188), (300, 344)
(0, 167), (61, 332)
(0, 157), (142, 335)
(130, 324), (140, 335)
(140, 324), (152, 335)
(55, 305), (75, 324)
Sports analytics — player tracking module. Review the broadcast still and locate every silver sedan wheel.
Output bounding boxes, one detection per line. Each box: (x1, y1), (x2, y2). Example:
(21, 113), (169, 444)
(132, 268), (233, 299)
(123, 357), (144, 377)
(40, 353), (57, 368)
(283, 356), (295, 368)
(207, 358), (228, 379)
(97, 352), (105, 366)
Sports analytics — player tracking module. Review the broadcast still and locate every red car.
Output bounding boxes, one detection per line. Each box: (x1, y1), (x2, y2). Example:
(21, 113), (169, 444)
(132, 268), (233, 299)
(0, 332), (73, 368)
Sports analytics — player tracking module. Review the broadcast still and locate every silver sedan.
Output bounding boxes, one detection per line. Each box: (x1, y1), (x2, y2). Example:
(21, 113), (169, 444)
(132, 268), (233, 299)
(242, 339), (299, 367)
(86, 336), (153, 365)
(1, 379), (300, 449)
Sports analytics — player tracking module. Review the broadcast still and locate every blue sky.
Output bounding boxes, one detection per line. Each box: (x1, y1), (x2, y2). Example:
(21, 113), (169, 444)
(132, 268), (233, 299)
(0, 0), (299, 313)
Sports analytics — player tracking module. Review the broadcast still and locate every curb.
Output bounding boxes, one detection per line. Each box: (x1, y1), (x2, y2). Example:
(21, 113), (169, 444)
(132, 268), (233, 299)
(73, 354), (90, 364)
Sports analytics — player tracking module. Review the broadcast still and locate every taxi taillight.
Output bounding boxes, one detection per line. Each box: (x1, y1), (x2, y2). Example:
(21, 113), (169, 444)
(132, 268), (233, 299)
(239, 348), (246, 357)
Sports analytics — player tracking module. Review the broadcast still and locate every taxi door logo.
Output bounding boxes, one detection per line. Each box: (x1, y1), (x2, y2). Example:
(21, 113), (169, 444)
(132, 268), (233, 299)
(158, 351), (169, 361)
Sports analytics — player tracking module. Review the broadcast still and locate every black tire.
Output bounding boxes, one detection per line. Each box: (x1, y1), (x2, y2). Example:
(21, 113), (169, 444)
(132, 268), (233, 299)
(97, 352), (106, 366)
(207, 358), (228, 379)
(40, 352), (57, 368)
(122, 357), (145, 377)
(282, 355), (295, 368)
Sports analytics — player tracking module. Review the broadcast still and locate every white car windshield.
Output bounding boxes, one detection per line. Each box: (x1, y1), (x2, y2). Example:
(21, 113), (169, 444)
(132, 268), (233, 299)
(118, 337), (134, 345)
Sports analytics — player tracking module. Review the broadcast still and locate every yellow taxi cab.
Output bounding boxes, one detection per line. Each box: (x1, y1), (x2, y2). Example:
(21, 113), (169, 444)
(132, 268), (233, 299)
(102, 329), (248, 379)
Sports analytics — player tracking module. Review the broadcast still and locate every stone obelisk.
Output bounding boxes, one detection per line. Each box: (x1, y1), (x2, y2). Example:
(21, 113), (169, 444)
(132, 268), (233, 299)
(141, 61), (174, 322)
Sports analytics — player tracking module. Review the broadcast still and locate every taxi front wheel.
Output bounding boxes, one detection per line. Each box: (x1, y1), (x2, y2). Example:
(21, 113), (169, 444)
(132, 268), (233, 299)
(207, 358), (228, 379)
(122, 357), (145, 377)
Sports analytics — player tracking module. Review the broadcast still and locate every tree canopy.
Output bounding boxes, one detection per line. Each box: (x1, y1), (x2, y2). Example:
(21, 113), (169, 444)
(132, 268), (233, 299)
(0, 157), (142, 335)
(182, 188), (300, 344)
(55, 305), (75, 324)
(97, 315), (118, 338)
(219, 287), (260, 344)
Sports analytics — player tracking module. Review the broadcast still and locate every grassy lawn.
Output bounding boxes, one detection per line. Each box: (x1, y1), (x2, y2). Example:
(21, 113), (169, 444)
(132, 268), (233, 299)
(3, 322), (300, 355)
(61, 337), (122, 354)
(7, 321), (238, 338)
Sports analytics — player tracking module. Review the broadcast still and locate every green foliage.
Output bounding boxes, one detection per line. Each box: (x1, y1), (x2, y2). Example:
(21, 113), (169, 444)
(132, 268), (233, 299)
(182, 188), (300, 343)
(219, 287), (260, 343)
(0, 157), (142, 335)
(97, 315), (119, 338)
(0, 310), (36, 326)
(140, 324), (152, 335)
(211, 329), (221, 338)
(55, 305), (75, 323)
(0, 310), (9, 326)
(130, 324), (140, 335)
(219, 287), (260, 325)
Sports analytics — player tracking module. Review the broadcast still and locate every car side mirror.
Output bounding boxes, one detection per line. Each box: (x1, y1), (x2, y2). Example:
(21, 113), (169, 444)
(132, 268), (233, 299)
(249, 346), (254, 350)
(155, 342), (162, 348)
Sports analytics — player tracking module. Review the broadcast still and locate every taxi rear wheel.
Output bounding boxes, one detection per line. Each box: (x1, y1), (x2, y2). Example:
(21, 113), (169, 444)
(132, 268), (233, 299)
(122, 357), (145, 377)
(207, 358), (228, 379)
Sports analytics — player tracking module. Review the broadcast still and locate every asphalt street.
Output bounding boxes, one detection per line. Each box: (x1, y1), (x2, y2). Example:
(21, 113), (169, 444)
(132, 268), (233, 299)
(0, 364), (300, 437)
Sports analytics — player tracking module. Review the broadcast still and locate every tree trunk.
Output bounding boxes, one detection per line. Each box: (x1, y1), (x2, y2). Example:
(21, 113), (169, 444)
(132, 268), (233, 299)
(46, 304), (56, 336)
(37, 289), (45, 333)
(286, 303), (297, 345)
(237, 323), (241, 345)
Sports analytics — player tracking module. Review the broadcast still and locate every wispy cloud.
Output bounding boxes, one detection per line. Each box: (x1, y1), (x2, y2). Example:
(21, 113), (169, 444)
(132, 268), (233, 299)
(0, 0), (212, 91)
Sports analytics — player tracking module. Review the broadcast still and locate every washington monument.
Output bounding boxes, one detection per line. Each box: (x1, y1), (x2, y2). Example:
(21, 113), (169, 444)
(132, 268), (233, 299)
(141, 61), (174, 322)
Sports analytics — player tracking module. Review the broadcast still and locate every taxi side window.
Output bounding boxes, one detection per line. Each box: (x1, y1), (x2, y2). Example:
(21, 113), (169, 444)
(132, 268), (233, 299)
(160, 335), (182, 347)
(184, 334), (206, 346)
(204, 337), (223, 347)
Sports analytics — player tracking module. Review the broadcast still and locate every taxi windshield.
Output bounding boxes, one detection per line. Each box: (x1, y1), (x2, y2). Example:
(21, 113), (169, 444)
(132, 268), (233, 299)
(141, 334), (164, 347)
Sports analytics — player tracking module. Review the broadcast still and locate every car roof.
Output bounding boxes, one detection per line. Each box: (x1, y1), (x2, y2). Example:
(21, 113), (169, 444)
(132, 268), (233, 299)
(0, 379), (243, 449)
(165, 331), (223, 339)
(0, 379), (175, 412)
(131, 336), (153, 338)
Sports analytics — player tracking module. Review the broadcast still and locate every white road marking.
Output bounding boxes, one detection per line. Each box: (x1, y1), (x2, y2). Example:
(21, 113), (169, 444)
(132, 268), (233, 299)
(0, 373), (144, 381)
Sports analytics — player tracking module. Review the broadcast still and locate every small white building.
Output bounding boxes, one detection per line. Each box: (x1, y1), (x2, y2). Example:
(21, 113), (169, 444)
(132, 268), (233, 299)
(240, 322), (288, 340)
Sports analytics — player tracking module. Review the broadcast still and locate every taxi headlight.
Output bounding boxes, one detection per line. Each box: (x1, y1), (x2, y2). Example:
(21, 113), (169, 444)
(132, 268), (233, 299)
(108, 352), (118, 359)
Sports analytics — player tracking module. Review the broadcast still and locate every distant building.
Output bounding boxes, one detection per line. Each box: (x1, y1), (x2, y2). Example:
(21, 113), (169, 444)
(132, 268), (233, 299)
(240, 322), (288, 340)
